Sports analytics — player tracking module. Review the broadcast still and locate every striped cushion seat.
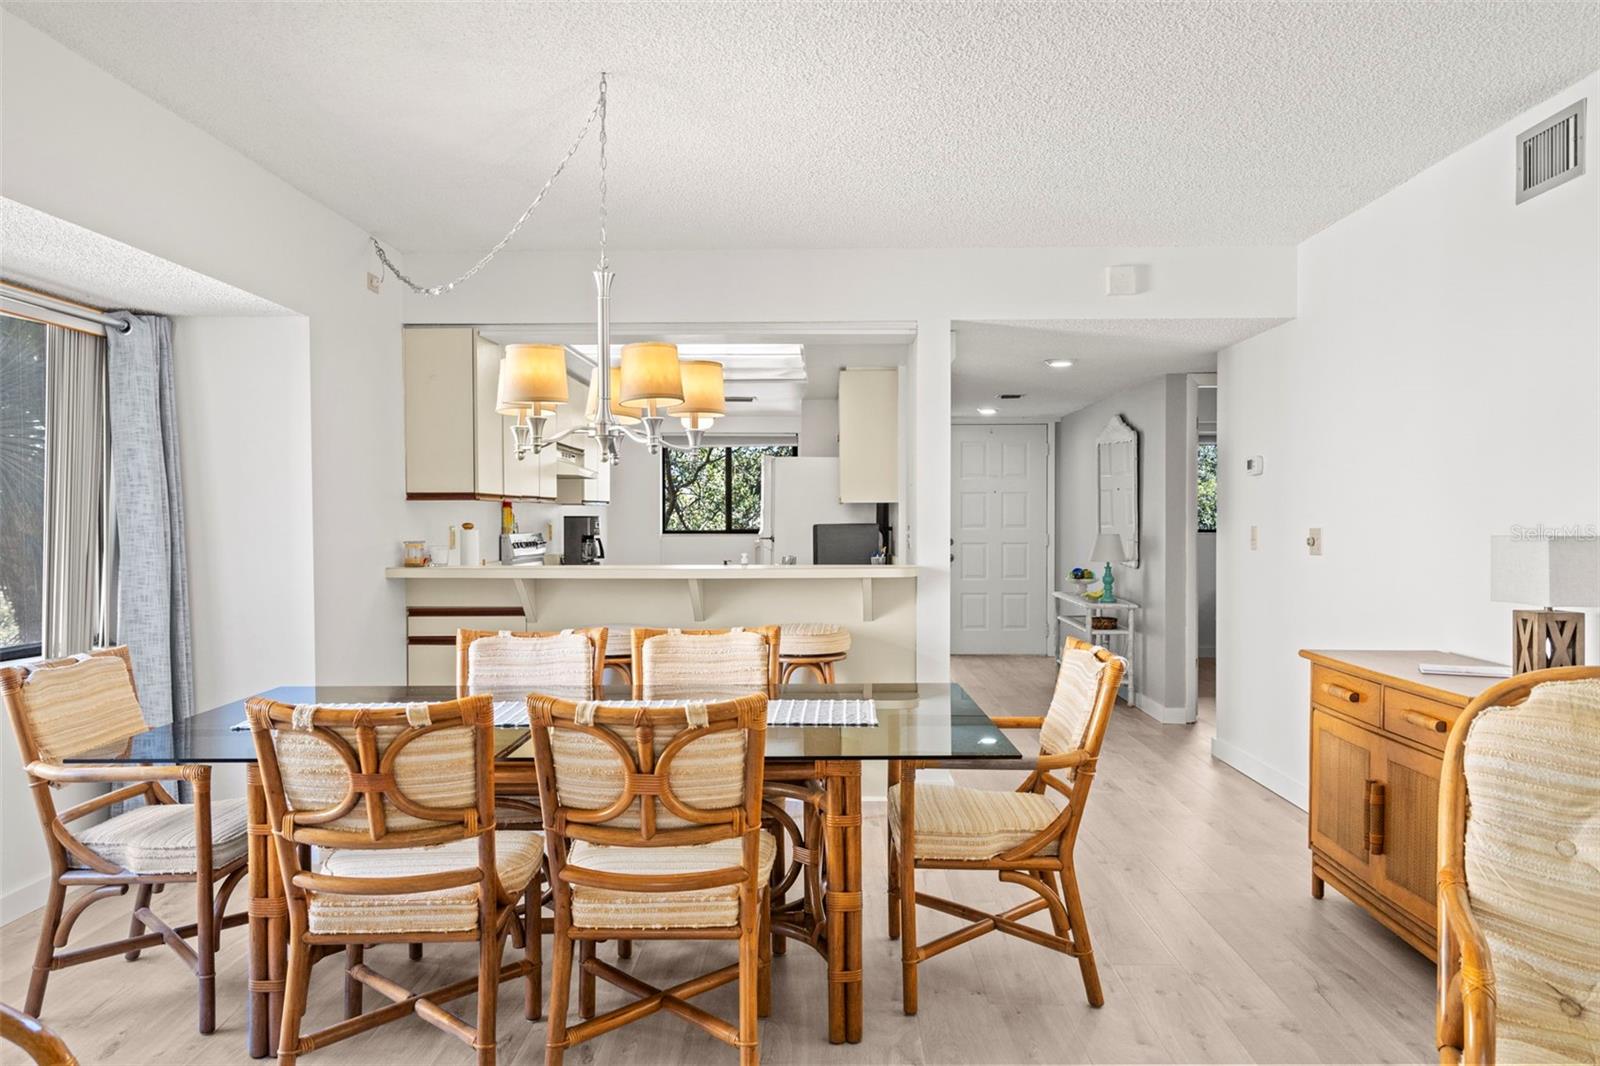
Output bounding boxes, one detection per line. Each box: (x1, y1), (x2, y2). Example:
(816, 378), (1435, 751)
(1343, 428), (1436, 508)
(468, 631), (595, 694)
(75, 797), (250, 874)
(601, 626), (633, 659)
(567, 831), (777, 929)
(1463, 678), (1600, 1064)
(888, 782), (1062, 860)
(308, 831), (544, 935)
(779, 623), (851, 658)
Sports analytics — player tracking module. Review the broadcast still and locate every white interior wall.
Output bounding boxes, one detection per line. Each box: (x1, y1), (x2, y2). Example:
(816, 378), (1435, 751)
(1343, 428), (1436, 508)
(800, 398), (840, 456)
(1214, 74), (1600, 807)
(1055, 374), (1191, 718)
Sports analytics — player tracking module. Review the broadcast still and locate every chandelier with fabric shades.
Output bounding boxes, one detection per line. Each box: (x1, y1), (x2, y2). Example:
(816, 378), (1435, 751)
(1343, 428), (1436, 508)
(369, 73), (724, 464)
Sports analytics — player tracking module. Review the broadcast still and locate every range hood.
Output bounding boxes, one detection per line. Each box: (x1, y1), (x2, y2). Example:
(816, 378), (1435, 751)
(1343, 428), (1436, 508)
(554, 443), (596, 480)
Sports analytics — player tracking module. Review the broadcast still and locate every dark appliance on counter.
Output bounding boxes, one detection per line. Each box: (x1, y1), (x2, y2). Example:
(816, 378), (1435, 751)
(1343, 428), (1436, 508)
(812, 522), (881, 565)
(563, 515), (605, 565)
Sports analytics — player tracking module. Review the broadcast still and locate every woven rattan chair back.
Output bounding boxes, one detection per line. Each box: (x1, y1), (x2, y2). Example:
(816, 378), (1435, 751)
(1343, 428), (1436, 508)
(246, 695), (493, 848)
(456, 627), (606, 697)
(630, 627), (779, 700)
(527, 694), (767, 846)
(2, 648), (145, 765)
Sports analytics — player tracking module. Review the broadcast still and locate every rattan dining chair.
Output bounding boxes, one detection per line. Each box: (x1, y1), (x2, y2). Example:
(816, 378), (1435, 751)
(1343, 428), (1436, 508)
(1436, 667), (1600, 1066)
(630, 626), (780, 699)
(246, 694), (543, 1066)
(528, 693), (774, 1065)
(888, 637), (1123, 1013)
(0, 648), (248, 1034)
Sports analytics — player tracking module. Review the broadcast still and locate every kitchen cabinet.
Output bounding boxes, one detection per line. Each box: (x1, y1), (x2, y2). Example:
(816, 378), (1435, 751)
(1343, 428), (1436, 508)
(403, 327), (476, 496)
(838, 367), (898, 503)
(404, 325), (576, 501)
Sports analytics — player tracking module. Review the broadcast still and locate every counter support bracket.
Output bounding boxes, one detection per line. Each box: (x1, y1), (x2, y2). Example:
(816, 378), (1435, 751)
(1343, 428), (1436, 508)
(686, 578), (706, 622)
(513, 579), (537, 624)
(861, 578), (875, 622)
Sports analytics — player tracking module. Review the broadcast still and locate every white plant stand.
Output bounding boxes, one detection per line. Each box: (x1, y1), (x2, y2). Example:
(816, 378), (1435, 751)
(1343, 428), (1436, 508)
(1052, 590), (1139, 703)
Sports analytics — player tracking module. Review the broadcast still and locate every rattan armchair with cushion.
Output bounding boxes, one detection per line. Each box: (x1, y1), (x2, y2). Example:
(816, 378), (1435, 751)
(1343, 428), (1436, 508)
(888, 637), (1123, 1013)
(0, 648), (248, 1034)
(245, 694), (542, 1066)
(1436, 667), (1600, 1065)
(528, 693), (773, 1065)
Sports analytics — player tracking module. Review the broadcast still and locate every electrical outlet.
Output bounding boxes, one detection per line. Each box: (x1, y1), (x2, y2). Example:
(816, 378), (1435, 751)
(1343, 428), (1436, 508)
(1307, 528), (1323, 556)
(1250, 525), (1259, 551)
(366, 271), (383, 294)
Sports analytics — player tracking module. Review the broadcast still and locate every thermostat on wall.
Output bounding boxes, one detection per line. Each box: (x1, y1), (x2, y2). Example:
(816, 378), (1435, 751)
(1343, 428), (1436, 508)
(1244, 455), (1264, 476)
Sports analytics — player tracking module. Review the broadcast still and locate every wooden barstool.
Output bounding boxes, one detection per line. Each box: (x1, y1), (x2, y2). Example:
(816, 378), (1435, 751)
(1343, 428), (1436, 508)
(778, 623), (852, 683)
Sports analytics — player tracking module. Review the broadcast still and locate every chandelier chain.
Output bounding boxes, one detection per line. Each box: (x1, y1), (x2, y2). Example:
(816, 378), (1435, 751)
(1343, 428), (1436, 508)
(598, 72), (609, 270)
(370, 75), (607, 297)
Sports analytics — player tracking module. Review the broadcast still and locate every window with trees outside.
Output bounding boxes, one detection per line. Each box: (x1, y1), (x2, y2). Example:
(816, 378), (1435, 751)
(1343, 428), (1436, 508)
(1197, 441), (1218, 533)
(662, 444), (797, 534)
(1, 314), (47, 661)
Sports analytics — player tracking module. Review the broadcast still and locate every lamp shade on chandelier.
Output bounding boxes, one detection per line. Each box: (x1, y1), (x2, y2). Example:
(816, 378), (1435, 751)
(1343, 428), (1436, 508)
(669, 360), (727, 430)
(618, 342), (686, 414)
(499, 344), (568, 411)
(586, 366), (642, 425)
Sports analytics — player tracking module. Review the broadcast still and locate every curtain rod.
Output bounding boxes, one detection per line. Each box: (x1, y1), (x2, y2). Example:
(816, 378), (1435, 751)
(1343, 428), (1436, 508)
(0, 282), (131, 334)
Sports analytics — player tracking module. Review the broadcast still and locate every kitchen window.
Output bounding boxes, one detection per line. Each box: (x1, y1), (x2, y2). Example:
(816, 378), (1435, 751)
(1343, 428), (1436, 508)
(1, 314), (47, 660)
(662, 444), (797, 534)
(1197, 441), (1218, 533)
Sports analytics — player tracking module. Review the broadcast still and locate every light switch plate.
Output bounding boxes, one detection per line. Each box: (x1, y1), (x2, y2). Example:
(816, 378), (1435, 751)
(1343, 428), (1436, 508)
(1307, 527), (1322, 556)
(1245, 455), (1264, 476)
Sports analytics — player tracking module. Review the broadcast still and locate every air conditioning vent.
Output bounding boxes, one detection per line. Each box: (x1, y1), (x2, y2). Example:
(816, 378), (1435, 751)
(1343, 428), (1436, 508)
(725, 395), (756, 403)
(1517, 99), (1585, 204)
(998, 392), (1024, 400)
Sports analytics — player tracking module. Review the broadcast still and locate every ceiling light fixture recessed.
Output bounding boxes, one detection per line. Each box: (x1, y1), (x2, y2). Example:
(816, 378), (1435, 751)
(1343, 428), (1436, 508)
(976, 406), (998, 416)
(1044, 359), (1074, 369)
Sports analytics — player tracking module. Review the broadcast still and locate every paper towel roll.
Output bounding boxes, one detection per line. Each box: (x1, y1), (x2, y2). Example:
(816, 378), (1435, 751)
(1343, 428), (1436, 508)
(460, 525), (482, 567)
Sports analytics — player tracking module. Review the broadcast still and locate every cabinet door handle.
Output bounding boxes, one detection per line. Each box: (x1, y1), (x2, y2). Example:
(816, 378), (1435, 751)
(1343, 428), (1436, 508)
(1322, 682), (1360, 704)
(1365, 780), (1386, 855)
(1401, 709), (1448, 734)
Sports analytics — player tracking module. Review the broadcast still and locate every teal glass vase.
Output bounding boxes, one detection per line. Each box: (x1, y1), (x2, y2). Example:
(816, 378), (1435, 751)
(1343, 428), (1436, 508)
(1101, 562), (1116, 604)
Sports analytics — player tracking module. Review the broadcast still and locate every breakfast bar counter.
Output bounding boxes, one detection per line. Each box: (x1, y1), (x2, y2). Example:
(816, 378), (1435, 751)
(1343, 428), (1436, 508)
(386, 563), (920, 685)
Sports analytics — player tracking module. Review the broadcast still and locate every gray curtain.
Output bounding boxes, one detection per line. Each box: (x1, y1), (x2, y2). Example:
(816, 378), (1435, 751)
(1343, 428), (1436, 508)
(41, 326), (112, 657)
(105, 312), (193, 726)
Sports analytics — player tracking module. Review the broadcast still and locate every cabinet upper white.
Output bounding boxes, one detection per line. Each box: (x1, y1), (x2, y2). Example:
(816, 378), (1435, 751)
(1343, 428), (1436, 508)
(837, 367), (900, 503)
(402, 326), (607, 502)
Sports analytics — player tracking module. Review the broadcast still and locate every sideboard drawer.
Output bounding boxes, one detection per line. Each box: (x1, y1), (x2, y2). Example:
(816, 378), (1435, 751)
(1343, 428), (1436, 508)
(1310, 665), (1381, 725)
(1384, 688), (1457, 752)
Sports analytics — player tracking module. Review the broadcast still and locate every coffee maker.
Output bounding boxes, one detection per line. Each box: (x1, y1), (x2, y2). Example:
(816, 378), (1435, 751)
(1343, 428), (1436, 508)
(562, 515), (604, 565)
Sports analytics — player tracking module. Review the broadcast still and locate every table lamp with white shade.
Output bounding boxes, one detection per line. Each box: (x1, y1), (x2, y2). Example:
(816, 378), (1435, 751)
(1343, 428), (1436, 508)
(1091, 532), (1128, 604)
(1490, 534), (1599, 672)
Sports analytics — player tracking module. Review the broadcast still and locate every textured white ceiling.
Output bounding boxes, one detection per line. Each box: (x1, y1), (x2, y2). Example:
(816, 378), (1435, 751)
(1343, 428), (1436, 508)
(9, 2), (1597, 251)
(954, 318), (1286, 418)
(1, 198), (289, 316)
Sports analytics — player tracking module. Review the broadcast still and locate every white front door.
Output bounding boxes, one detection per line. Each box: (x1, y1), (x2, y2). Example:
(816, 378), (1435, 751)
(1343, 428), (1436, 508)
(951, 424), (1050, 654)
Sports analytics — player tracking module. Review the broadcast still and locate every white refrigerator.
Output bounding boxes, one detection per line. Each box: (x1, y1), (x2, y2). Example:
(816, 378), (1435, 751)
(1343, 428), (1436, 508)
(758, 456), (878, 564)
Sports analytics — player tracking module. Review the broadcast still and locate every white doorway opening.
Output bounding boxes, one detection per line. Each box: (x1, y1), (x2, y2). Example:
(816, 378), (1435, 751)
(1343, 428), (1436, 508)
(1184, 374), (1218, 719)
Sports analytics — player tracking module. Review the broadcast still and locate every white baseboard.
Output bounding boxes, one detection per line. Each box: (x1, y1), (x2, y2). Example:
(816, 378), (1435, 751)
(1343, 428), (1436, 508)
(1211, 737), (1308, 810)
(1, 874), (48, 926)
(1134, 693), (1194, 724)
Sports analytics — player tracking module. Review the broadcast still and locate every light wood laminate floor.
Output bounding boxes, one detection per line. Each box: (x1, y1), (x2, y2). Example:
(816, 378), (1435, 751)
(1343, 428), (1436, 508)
(1, 656), (1435, 1064)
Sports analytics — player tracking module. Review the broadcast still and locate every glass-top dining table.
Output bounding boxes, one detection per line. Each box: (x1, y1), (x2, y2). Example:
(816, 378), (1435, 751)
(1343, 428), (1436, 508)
(66, 681), (1022, 1056)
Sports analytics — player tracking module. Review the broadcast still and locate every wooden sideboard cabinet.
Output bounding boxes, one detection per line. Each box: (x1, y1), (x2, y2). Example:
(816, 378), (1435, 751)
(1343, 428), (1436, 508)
(1299, 649), (1503, 956)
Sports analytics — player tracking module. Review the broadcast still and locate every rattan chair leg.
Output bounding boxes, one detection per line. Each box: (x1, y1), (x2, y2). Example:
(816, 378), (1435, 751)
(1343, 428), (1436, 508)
(523, 885), (541, 1021)
(476, 930), (502, 1066)
(739, 900), (761, 1066)
(1059, 864), (1103, 1008)
(757, 887), (773, 1019)
(26, 880), (65, 1017)
(578, 940), (596, 1020)
(278, 926), (312, 1066)
(886, 837), (901, 941)
(616, 939), (632, 960)
(195, 842), (217, 1034)
(409, 943), (423, 961)
(546, 925), (573, 1066)
(899, 859), (918, 1015)
(125, 883), (154, 961)
(344, 945), (364, 1019)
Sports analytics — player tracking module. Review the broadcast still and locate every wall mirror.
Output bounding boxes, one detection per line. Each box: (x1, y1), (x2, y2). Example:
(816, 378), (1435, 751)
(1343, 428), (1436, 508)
(1096, 415), (1140, 568)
